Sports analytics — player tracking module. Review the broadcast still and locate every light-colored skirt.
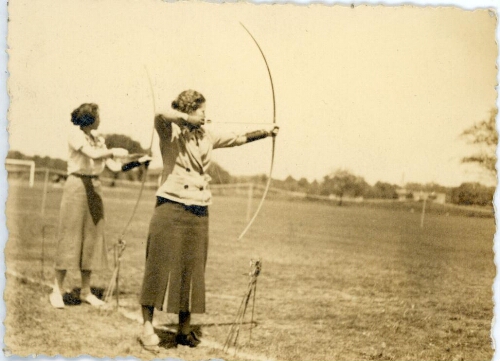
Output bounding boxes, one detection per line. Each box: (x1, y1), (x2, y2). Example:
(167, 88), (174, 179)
(54, 175), (108, 270)
(140, 199), (209, 313)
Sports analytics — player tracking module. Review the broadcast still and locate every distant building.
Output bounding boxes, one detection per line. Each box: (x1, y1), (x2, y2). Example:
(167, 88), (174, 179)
(397, 189), (446, 204)
(396, 188), (411, 201)
(433, 193), (446, 204)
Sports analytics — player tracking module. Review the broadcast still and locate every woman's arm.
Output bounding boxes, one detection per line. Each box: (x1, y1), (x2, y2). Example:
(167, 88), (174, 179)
(79, 146), (113, 160)
(155, 109), (207, 142)
(68, 130), (128, 160)
(80, 146), (128, 160)
(212, 125), (280, 149)
(106, 155), (152, 173)
(244, 125), (280, 143)
(155, 108), (205, 128)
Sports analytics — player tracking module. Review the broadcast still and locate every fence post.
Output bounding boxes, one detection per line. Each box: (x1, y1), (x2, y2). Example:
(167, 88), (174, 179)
(420, 197), (427, 228)
(246, 183), (254, 222)
(29, 162), (35, 188)
(40, 168), (50, 216)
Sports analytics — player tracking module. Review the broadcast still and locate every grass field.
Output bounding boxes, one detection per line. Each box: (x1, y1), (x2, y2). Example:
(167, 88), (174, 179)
(4, 180), (496, 360)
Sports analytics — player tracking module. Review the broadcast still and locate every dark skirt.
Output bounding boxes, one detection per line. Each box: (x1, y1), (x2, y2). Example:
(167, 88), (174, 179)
(140, 198), (209, 313)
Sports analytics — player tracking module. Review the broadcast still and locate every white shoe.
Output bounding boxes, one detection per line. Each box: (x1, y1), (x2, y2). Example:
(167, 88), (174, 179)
(49, 291), (65, 309)
(81, 293), (105, 307)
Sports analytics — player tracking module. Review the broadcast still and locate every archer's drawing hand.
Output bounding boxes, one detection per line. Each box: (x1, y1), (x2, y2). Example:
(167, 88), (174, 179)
(186, 114), (205, 128)
(138, 155), (153, 167)
(138, 155), (153, 164)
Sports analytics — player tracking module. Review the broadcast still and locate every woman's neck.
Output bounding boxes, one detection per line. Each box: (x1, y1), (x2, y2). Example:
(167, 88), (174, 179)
(81, 126), (93, 135)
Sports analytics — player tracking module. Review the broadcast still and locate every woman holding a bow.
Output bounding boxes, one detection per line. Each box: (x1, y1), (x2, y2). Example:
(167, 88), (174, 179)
(49, 103), (130, 309)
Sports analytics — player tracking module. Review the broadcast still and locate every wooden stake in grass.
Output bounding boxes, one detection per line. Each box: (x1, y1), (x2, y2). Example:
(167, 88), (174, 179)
(40, 224), (52, 281)
(246, 183), (254, 222)
(103, 239), (127, 307)
(223, 259), (262, 354)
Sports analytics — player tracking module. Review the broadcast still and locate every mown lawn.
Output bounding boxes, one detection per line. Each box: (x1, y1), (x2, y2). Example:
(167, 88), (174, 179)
(4, 181), (495, 360)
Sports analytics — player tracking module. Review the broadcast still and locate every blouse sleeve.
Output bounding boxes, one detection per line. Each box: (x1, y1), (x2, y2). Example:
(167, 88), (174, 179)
(68, 128), (86, 151)
(209, 128), (247, 149)
(155, 114), (174, 141)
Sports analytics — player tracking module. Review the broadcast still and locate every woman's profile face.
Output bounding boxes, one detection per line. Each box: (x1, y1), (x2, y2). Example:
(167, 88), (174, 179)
(89, 112), (100, 130)
(190, 102), (206, 119)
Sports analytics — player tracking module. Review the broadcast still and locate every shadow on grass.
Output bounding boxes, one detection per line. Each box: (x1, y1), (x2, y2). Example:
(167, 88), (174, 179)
(158, 321), (256, 329)
(155, 328), (177, 349)
(154, 324), (205, 349)
(62, 287), (105, 306)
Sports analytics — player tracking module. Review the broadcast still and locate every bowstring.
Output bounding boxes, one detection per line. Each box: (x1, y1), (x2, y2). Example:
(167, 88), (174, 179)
(104, 67), (157, 304)
(117, 66), (156, 241)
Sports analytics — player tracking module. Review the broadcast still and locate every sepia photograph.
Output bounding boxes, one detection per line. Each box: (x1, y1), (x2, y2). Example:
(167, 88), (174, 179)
(2, 0), (498, 360)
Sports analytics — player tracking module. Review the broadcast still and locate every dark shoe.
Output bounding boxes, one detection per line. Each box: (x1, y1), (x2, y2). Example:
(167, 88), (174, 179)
(176, 331), (201, 348)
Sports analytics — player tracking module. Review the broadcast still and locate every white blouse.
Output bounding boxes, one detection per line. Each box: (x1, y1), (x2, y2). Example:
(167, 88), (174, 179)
(66, 127), (107, 176)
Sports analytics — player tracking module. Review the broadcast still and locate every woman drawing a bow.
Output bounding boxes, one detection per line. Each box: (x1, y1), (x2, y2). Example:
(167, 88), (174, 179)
(138, 90), (279, 351)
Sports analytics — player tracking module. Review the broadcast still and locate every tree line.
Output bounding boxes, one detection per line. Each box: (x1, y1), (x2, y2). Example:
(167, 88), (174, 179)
(233, 170), (494, 207)
(7, 108), (497, 208)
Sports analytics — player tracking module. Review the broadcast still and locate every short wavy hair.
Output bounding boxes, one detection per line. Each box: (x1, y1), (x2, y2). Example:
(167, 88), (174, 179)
(71, 103), (99, 127)
(171, 90), (206, 114)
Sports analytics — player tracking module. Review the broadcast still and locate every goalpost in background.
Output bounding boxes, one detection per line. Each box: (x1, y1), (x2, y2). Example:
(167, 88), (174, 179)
(211, 183), (255, 222)
(38, 167), (67, 216)
(5, 158), (35, 187)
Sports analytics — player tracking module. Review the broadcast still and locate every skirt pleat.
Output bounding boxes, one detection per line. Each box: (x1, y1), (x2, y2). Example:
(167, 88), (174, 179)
(140, 200), (209, 313)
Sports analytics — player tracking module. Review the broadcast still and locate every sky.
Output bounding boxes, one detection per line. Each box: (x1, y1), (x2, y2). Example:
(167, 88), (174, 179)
(4, 0), (499, 188)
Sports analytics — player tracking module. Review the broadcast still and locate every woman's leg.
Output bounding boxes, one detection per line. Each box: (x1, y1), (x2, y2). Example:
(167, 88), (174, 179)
(49, 269), (66, 308)
(142, 305), (155, 335)
(139, 305), (160, 351)
(80, 270), (91, 295)
(176, 310), (200, 347)
(80, 270), (105, 306)
(178, 310), (191, 334)
(175, 206), (207, 347)
(54, 269), (66, 293)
